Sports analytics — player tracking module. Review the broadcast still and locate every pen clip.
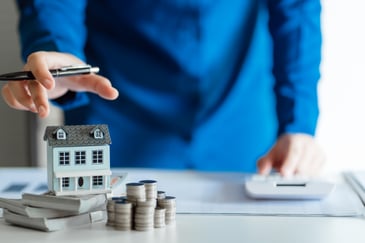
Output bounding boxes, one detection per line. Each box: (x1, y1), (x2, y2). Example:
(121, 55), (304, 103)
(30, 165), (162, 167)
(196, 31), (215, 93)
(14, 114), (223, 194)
(59, 65), (92, 71)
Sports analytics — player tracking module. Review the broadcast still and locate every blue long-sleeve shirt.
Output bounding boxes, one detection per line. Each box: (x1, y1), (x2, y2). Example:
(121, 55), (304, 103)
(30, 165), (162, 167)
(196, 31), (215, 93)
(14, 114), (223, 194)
(16, 0), (322, 172)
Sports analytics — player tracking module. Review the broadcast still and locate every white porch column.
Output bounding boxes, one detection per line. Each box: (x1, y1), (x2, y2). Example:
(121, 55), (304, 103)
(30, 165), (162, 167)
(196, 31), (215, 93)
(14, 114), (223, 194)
(89, 176), (92, 191)
(75, 177), (78, 191)
(59, 177), (63, 192)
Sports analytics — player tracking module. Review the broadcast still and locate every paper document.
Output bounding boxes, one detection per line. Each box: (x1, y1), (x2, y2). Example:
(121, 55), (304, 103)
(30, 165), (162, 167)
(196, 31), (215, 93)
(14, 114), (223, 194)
(344, 171), (365, 205)
(123, 169), (365, 217)
(0, 168), (48, 199)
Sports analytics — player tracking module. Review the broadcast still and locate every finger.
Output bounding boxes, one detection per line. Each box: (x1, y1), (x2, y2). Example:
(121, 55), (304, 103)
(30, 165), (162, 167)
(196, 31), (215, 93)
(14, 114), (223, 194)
(2, 84), (30, 111)
(27, 80), (50, 118)
(295, 143), (326, 176)
(6, 81), (37, 112)
(26, 52), (56, 90)
(279, 146), (302, 177)
(92, 76), (119, 100)
(304, 151), (326, 176)
(293, 147), (313, 176)
(257, 156), (273, 175)
(62, 74), (119, 100)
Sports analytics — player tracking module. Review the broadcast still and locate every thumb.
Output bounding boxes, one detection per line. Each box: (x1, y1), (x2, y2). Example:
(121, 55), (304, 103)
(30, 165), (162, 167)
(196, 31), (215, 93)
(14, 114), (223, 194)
(257, 154), (273, 175)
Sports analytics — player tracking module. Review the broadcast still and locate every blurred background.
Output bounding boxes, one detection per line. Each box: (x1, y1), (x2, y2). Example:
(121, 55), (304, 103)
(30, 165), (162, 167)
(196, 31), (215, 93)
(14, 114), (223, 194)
(0, 1), (364, 173)
(0, 1), (63, 167)
(317, 0), (365, 173)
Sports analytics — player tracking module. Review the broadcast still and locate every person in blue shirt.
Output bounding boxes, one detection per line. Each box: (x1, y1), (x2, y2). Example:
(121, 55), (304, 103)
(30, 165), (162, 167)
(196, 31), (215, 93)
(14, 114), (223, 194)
(2, 0), (324, 176)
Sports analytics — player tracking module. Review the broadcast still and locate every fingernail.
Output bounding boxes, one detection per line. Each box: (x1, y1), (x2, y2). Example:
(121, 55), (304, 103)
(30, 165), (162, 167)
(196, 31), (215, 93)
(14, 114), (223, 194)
(38, 105), (46, 117)
(44, 79), (53, 89)
(29, 104), (37, 113)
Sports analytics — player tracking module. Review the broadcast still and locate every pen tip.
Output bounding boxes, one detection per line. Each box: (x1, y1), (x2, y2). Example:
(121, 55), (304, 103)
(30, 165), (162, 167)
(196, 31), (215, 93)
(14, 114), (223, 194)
(90, 67), (100, 74)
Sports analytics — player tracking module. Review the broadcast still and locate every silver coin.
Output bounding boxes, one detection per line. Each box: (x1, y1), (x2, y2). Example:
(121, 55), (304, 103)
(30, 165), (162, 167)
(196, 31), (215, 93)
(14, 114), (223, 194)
(157, 191), (166, 199)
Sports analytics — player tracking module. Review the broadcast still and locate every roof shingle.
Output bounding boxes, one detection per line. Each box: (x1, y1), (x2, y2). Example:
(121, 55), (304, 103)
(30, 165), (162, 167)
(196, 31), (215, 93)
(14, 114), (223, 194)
(43, 124), (112, 147)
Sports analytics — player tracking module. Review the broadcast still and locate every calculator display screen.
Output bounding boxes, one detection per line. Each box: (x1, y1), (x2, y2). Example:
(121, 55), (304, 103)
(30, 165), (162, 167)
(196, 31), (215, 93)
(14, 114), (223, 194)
(275, 183), (307, 187)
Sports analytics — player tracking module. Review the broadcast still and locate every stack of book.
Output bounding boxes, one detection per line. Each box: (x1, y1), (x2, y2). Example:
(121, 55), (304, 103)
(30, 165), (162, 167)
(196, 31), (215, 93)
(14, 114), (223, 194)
(0, 192), (107, 232)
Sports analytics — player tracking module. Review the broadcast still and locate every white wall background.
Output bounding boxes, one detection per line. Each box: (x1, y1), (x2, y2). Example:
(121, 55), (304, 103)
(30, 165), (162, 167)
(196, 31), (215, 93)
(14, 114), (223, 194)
(0, 1), (62, 167)
(318, 0), (365, 173)
(0, 1), (29, 166)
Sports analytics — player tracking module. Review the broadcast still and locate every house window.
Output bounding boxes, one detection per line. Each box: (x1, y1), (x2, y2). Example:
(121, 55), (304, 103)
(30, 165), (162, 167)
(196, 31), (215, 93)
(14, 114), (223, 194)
(92, 150), (103, 164)
(62, 177), (70, 188)
(93, 129), (104, 139)
(75, 151), (86, 165)
(93, 176), (103, 186)
(59, 152), (70, 165)
(56, 129), (67, 140)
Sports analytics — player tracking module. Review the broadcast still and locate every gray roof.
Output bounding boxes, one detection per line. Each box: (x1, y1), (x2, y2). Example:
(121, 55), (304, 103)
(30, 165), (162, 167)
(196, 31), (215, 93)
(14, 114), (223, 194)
(43, 124), (112, 147)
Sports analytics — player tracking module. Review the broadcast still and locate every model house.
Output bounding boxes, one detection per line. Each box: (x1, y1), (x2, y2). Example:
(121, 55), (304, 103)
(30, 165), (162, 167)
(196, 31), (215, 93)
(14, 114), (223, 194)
(43, 124), (112, 196)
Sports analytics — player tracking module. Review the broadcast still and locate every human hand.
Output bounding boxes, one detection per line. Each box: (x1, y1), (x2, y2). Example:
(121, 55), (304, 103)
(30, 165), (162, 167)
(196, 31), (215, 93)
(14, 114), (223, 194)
(1, 51), (119, 118)
(257, 133), (325, 177)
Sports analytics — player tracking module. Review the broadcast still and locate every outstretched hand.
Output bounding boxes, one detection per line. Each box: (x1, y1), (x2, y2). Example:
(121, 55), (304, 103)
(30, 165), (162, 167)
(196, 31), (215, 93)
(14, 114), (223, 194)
(1, 51), (119, 118)
(257, 133), (325, 177)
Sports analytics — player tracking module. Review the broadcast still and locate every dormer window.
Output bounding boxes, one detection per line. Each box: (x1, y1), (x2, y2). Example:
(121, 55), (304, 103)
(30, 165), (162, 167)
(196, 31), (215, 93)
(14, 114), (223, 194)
(56, 128), (67, 140)
(93, 128), (104, 139)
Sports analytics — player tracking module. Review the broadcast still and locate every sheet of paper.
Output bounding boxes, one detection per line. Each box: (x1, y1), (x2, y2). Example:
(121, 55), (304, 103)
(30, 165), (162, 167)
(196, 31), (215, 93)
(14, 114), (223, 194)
(122, 169), (365, 217)
(345, 171), (365, 190)
(343, 171), (365, 205)
(0, 168), (48, 218)
(0, 168), (48, 199)
(0, 168), (364, 217)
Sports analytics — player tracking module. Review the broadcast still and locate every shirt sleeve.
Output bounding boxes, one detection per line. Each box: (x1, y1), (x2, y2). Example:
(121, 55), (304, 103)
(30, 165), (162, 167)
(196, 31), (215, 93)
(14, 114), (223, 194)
(268, 0), (322, 136)
(16, 0), (90, 110)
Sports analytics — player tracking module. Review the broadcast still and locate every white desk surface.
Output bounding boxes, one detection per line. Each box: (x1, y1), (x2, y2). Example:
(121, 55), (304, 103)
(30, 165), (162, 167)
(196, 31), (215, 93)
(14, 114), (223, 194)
(1, 214), (365, 243)
(1, 168), (365, 243)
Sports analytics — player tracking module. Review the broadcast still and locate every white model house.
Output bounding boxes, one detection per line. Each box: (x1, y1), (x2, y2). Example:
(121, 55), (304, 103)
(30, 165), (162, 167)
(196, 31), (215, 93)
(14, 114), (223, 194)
(43, 124), (112, 196)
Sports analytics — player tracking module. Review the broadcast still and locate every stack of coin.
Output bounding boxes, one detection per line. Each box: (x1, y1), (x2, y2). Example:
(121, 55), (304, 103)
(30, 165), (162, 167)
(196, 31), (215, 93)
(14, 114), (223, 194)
(154, 207), (166, 228)
(139, 180), (158, 200)
(126, 182), (146, 203)
(106, 198), (116, 226)
(134, 200), (155, 231)
(157, 191), (166, 200)
(157, 196), (176, 225)
(114, 199), (133, 231)
(108, 179), (177, 232)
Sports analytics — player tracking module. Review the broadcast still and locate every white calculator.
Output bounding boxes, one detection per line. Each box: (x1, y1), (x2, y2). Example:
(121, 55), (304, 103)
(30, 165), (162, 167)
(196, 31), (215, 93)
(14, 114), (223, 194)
(245, 174), (335, 200)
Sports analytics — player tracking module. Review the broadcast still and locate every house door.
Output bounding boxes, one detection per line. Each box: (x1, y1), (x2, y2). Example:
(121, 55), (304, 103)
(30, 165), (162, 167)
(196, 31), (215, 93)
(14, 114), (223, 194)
(77, 176), (89, 190)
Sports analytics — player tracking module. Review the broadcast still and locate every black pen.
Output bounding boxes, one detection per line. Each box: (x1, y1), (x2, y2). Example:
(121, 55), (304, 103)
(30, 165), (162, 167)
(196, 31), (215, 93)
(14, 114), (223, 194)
(0, 65), (99, 81)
